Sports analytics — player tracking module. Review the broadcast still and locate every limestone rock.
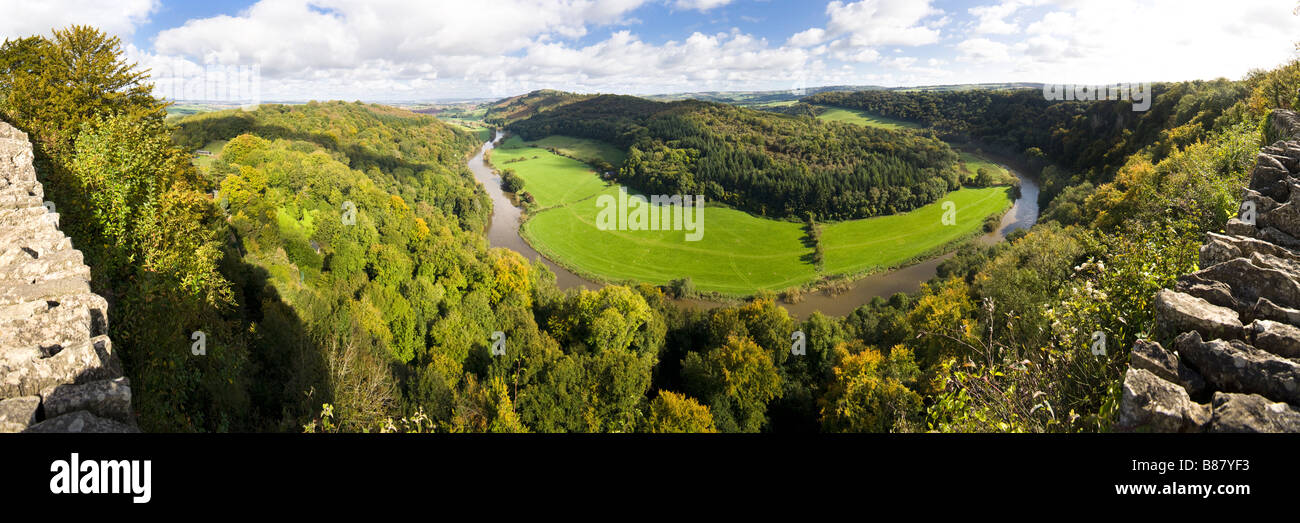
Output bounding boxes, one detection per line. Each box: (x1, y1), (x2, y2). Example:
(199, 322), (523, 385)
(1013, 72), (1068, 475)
(1246, 319), (1300, 358)
(1209, 392), (1300, 432)
(1249, 160), (1294, 202)
(1260, 202), (1300, 239)
(1240, 190), (1280, 216)
(1152, 289), (1242, 341)
(1250, 297), (1300, 327)
(41, 377), (132, 422)
(1224, 218), (1256, 237)
(1194, 258), (1300, 310)
(1129, 339), (1207, 399)
(1269, 109), (1300, 140)
(0, 395), (39, 432)
(1258, 225), (1300, 250)
(1207, 232), (1300, 264)
(22, 410), (138, 434)
(1198, 238), (1240, 269)
(1116, 368), (1210, 432)
(1174, 331), (1300, 405)
(0, 335), (118, 398)
(1174, 276), (1240, 313)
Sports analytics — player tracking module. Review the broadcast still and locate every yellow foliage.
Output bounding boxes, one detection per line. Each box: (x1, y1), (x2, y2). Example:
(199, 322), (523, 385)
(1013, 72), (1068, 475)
(390, 194), (408, 211)
(643, 391), (717, 433)
(489, 248), (532, 308)
(820, 343), (922, 433)
(413, 217), (429, 240)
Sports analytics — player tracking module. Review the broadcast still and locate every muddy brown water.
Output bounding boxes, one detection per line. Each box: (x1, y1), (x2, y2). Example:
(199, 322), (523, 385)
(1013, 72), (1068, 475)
(467, 132), (1040, 319)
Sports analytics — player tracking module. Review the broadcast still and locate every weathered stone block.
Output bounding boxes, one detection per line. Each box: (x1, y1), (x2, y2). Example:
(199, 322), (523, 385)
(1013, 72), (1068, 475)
(1247, 319), (1300, 359)
(22, 410), (138, 433)
(1174, 331), (1300, 405)
(1115, 368), (1210, 433)
(1130, 339), (1208, 400)
(1210, 392), (1300, 433)
(0, 395), (40, 432)
(41, 377), (132, 422)
(1153, 289), (1243, 341)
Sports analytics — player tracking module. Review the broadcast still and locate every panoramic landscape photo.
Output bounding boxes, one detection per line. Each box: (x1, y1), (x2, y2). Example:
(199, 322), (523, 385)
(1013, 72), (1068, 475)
(3, 0), (1300, 435)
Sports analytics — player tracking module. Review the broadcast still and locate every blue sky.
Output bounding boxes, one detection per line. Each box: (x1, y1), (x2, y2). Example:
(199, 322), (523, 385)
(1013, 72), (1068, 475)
(4, 0), (1300, 102)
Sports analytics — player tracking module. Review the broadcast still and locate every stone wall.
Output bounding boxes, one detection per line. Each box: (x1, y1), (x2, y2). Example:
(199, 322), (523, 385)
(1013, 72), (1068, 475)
(0, 121), (136, 433)
(1116, 109), (1300, 432)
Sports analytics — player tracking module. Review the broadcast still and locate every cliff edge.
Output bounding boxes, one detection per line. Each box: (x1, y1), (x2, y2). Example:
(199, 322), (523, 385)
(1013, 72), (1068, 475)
(0, 121), (136, 433)
(1116, 109), (1300, 432)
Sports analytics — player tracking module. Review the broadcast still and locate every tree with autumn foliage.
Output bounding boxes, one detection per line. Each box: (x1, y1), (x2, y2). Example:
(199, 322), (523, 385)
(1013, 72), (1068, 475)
(642, 391), (717, 433)
(682, 335), (783, 433)
(819, 342), (922, 433)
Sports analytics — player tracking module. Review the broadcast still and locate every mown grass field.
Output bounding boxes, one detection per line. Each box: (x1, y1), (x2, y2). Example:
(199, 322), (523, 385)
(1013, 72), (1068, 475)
(526, 135), (627, 166)
(821, 186), (1013, 275)
(490, 136), (610, 208)
(814, 106), (920, 130)
(500, 136), (1014, 295)
(523, 186), (814, 294)
(956, 150), (1011, 182)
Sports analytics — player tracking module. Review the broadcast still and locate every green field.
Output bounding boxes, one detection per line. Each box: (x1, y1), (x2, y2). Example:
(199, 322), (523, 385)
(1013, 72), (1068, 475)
(821, 186), (1012, 275)
(523, 187), (814, 294)
(490, 136), (610, 208)
(814, 106), (920, 130)
(442, 119), (493, 142)
(956, 151), (1012, 183)
(526, 135), (627, 166)
(503, 136), (1013, 295)
(747, 100), (798, 108)
(192, 140), (228, 170)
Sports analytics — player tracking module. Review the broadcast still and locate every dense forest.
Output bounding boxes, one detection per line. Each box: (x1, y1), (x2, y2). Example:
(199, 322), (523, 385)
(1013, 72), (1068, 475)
(807, 83), (1253, 207)
(6, 24), (1299, 433)
(483, 89), (596, 127)
(508, 94), (963, 220)
(172, 102), (489, 232)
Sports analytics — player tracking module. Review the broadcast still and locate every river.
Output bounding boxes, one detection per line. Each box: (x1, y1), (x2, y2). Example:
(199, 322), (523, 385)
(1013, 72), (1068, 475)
(467, 132), (1040, 318)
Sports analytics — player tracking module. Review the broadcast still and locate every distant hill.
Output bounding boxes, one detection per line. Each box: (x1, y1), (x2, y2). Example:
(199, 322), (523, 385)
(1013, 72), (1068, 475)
(643, 85), (886, 105)
(640, 83), (1041, 106)
(483, 89), (597, 126)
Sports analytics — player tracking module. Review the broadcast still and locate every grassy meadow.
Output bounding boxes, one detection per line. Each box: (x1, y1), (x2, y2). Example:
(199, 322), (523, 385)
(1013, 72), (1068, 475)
(526, 135), (627, 166)
(820, 186), (1013, 275)
(490, 136), (610, 207)
(814, 106), (921, 130)
(956, 150), (1013, 183)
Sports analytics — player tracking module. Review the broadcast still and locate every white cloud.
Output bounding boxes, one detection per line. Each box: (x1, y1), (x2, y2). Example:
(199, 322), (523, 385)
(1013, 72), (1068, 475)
(509, 29), (815, 92)
(153, 0), (650, 75)
(788, 0), (945, 71)
(959, 0), (1300, 84)
(968, 0), (1046, 35)
(787, 28), (827, 47)
(147, 0), (834, 99)
(0, 0), (158, 40)
(955, 37), (1012, 63)
(825, 0), (944, 47)
(672, 0), (733, 11)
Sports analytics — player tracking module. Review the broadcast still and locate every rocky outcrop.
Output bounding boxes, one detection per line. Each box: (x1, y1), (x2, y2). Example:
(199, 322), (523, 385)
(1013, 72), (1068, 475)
(1116, 109), (1300, 432)
(0, 121), (136, 433)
